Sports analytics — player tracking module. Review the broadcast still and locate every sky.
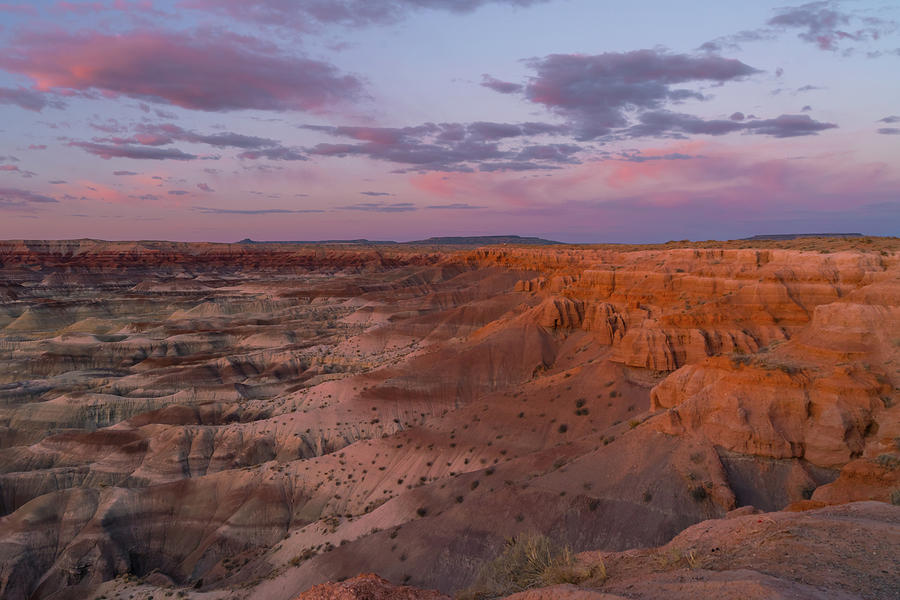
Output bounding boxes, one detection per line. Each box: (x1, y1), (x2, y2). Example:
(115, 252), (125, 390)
(0, 0), (898, 243)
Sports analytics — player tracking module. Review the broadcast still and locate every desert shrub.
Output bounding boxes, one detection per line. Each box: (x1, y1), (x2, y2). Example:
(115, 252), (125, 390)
(775, 363), (802, 375)
(457, 534), (599, 599)
(690, 485), (708, 501)
(289, 548), (317, 566)
(891, 489), (900, 506)
(730, 354), (754, 367)
(874, 454), (900, 470)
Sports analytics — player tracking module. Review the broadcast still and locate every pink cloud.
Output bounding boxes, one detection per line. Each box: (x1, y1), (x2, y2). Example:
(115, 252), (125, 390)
(54, 0), (161, 14)
(410, 171), (474, 198)
(111, 0), (161, 13)
(0, 3), (36, 15)
(0, 29), (364, 112)
(182, 0), (550, 29)
(55, 177), (194, 206)
(594, 143), (884, 209)
(604, 141), (707, 188)
(51, 1), (104, 14)
(406, 140), (900, 240)
(51, 180), (133, 204)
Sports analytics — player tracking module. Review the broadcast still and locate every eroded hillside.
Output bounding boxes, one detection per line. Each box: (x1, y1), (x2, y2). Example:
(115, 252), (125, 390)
(0, 238), (897, 600)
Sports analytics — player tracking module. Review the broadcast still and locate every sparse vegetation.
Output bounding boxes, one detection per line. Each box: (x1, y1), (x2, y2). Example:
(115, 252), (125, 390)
(690, 485), (708, 501)
(874, 454), (900, 470)
(655, 547), (705, 570)
(456, 534), (604, 600)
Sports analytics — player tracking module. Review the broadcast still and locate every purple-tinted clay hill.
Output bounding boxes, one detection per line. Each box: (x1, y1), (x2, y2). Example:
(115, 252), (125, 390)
(0, 237), (897, 600)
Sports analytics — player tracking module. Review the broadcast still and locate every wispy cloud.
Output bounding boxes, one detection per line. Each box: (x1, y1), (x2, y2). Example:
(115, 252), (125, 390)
(767, 1), (895, 52)
(0, 186), (58, 210)
(304, 121), (575, 172)
(340, 201), (416, 212)
(0, 165), (37, 177)
(425, 202), (484, 210)
(182, 0), (551, 30)
(0, 86), (66, 112)
(194, 206), (325, 214)
(69, 142), (198, 160)
(701, 1), (897, 54)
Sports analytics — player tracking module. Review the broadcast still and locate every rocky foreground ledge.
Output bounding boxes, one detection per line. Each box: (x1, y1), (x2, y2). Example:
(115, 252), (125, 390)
(298, 502), (898, 600)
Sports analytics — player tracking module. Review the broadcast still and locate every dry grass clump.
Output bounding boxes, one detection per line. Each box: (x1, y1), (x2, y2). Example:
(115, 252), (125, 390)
(457, 534), (604, 599)
(654, 547), (705, 570)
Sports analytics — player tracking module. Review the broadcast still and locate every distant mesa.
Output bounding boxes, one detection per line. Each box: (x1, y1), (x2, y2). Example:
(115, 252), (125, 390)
(238, 235), (562, 246)
(237, 238), (393, 245)
(743, 233), (863, 240)
(408, 235), (562, 245)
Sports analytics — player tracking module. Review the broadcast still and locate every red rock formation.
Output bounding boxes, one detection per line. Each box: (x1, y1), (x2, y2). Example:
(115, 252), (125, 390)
(0, 238), (897, 599)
